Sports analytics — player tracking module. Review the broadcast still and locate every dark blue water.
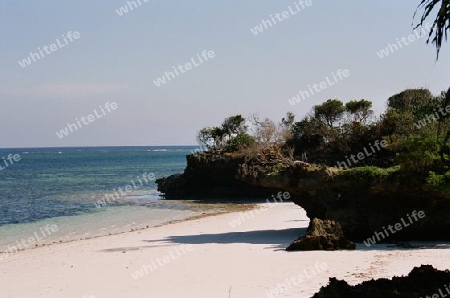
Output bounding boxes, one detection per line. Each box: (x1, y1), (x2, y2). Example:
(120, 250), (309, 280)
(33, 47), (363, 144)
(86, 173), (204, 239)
(0, 146), (197, 226)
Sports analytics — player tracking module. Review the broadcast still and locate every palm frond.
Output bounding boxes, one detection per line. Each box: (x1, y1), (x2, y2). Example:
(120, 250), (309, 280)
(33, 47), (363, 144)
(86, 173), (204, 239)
(414, 0), (450, 60)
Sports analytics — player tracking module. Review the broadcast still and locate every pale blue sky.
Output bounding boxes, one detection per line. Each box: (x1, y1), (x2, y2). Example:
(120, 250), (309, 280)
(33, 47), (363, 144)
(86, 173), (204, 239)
(0, 0), (449, 147)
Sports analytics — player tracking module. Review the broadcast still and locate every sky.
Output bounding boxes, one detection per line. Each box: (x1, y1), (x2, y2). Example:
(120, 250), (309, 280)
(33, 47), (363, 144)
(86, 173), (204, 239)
(0, 0), (449, 148)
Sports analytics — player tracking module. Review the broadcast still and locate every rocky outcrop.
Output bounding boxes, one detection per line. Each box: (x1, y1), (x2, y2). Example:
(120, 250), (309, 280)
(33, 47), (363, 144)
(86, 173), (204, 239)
(286, 218), (355, 251)
(157, 150), (450, 244)
(156, 153), (274, 199)
(236, 152), (450, 242)
(311, 265), (450, 298)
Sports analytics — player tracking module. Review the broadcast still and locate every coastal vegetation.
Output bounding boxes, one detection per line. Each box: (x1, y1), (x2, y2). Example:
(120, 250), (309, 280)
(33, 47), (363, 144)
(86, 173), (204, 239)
(157, 87), (450, 250)
(195, 88), (450, 194)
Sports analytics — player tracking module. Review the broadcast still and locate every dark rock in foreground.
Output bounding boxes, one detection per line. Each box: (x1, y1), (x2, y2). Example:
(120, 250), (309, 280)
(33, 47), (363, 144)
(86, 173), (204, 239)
(311, 265), (450, 298)
(286, 218), (355, 251)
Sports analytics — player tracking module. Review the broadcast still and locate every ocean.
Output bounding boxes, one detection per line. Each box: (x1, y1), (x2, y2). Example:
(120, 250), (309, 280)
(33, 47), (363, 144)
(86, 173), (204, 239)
(0, 146), (206, 252)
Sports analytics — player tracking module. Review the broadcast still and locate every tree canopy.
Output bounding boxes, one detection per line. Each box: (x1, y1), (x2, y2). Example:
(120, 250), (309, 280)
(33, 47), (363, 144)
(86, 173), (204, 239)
(194, 87), (450, 192)
(313, 99), (345, 128)
(196, 115), (254, 152)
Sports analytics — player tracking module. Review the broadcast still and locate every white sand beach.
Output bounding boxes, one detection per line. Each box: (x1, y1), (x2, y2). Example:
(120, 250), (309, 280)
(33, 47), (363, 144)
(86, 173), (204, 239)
(2, 202), (450, 298)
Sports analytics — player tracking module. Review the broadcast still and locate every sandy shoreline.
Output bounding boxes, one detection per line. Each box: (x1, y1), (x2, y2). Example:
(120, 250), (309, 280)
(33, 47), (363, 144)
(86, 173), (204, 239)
(0, 201), (256, 253)
(2, 202), (450, 298)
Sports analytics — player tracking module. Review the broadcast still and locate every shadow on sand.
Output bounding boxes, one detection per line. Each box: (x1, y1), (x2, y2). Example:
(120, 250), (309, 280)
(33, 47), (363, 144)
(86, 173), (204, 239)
(147, 227), (306, 248)
(99, 228), (307, 252)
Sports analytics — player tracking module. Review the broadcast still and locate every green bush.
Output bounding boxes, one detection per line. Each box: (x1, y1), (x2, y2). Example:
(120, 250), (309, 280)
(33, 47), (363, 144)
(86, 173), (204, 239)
(223, 132), (255, 152)
(267, 163), (289, 177)
(339, 166), (400, 180)
(427, 170), (450, 193)
(395, 133), (441, 172)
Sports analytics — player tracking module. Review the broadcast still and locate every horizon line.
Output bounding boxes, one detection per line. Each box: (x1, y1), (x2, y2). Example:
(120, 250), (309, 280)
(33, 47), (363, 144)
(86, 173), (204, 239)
(0, 145), (200, 150)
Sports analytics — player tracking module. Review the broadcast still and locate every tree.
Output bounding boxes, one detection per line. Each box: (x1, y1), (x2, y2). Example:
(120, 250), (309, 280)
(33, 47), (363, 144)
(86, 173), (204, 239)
(314, 99), (345, 128)
(439, 88), (450, 161)
(292, 116), (329, 157)
(281, 112), (295, 127)
(197, 127), (223, 150)
(381, 88), (450, 137)
(249, 112), (296, 145)
(223, 132), (255, 152)
(254, 117), (277, 144)
(395, 133), (441, 172)
(221, 115), (246, 140)
(387, 89), (433, 114)
(414, 0), (450, 60)
(280, 112), (295, 143)
(345, 99), (373, 124)
(196, 115), (249, 151)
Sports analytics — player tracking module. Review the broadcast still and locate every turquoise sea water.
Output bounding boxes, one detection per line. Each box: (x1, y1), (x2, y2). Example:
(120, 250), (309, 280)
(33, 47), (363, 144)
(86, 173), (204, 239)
(0, 146), (202, 251)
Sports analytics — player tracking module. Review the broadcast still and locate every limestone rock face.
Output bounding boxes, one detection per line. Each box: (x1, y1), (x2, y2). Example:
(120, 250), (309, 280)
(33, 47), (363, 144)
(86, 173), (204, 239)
(286, 218), (356, 251)
(157, 151), (450, 245)
(156, 153), (274, 199)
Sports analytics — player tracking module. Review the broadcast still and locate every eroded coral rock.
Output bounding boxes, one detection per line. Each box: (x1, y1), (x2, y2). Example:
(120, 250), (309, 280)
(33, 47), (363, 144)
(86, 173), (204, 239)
(286, 218), (356, 251)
